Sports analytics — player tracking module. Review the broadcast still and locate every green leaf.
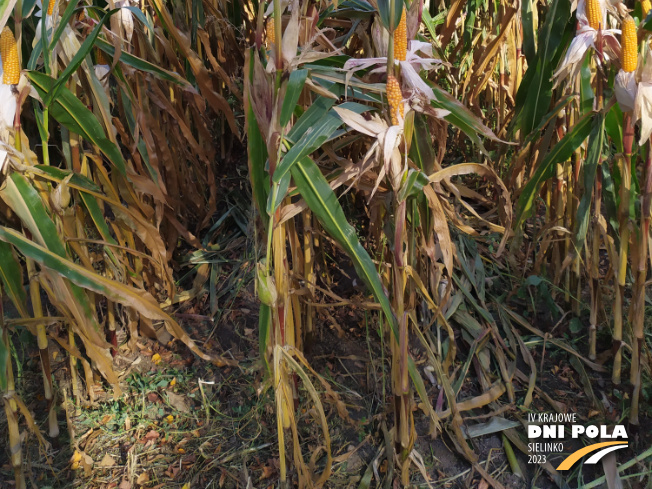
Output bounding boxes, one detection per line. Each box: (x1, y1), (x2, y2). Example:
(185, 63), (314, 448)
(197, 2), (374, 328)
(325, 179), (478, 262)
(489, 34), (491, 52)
(49, 0), (81, 51)
(22, 0), (37, 18)
(274, 111), (342, 183)
(124, 5), (154, 33)
(41, 0), (50, 70)
(0, 226), (179, 325)
(27, 38), (43, 71)
(117, 88), (158, 183)
(281, 69), (308, 127)
(336, 101), (373, 115)
(579, 55), (594, 115)
(27, 71), (127, 175)
(267, 172), (291, 215)
(513, 0), (572, 136)
(78, 191), (121, 269)
(519, 94), (576, 150)
(524, 275), (544, 287)
(574, 113), (605, 251)
(0, 0), (18, 33)
(422, 9), (446, 41)
(310, 72), (383, 103)
(601, 161), (619, 236)
(290, 157), (399, 338)
(409, 113), (436, 174)
(0, 173), (100, 328)
(80, 194), (118, 246)
(44, 9), (117, 108)
(287, 95), (337, 141)
(569, 317), (583, 334)
(245, 49), (270, 229)
(377, 0), (404, 31)
(643, 11), (652, 30)
(398, 169), (430, 202)
(0, 0), (16, 32)
(4, 174), (68, 257)
(463, 0), (478, 49)
(605, 103), (624, 154)
(33, 165), (102, 193)
(516, 112), (594, 227)
(0, 225), (217, 372)
(521, 0), (536, 63)
(327, 0), (375, 18)
(0, 241), (28, 317)
(430, 84), (502, 155)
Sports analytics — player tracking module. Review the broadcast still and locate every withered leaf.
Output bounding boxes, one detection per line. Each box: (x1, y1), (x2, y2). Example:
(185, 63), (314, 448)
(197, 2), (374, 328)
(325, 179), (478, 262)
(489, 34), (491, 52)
(166, 390), (191, 413)
(144, 430), (160, 441)
(100, 453), (116, 467)
(136, 472), (150, 485)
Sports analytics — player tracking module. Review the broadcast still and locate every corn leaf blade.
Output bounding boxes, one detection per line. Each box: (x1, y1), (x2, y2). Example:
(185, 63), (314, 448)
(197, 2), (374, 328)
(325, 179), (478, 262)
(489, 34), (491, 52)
(516, 112), (594, 227)
(27, 71), (127, 175)
(574, 113), (606, 250)
(0, 241), (28, 317)
(44, 9), (118, 107)
(274, 111), (342, 183)
(0, 0), (17, 33)
(290, 156), (399, 337)
(281, 69), (308, 127)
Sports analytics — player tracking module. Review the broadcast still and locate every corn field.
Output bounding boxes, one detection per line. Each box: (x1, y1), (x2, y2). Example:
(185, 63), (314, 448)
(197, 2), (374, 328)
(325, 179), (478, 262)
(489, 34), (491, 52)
(0, 0), (650, 487)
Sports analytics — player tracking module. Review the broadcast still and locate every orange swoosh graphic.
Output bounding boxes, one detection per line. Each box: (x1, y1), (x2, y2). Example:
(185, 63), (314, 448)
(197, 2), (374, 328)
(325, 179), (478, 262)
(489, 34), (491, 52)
(556, 441), (628, 470)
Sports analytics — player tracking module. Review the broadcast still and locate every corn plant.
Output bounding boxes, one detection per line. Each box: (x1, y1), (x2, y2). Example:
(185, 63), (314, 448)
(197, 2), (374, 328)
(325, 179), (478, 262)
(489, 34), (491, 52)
(0, 0), (648, 487)
(244, 0), (542, 486)
(513, 0), (652, 429)
(0, 0), (243, 484)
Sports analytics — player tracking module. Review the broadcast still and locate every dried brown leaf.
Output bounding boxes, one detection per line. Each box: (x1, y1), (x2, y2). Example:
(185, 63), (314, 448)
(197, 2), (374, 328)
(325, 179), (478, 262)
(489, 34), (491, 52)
(100, 453), (116, 467)
(166, 391), (191, 413)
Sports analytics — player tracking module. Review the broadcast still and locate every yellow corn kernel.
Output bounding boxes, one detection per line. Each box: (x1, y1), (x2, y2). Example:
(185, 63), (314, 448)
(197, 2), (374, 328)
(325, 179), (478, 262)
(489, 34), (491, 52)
(621, 17), (638, 73)
(387, 75), (403, 125)
(586, 0), (603, 30)
(266, 17), (275, 46)
(642, 0), (651, 17)
(1, 27), (20, 85)
(47, 0), (56, 16)
(394, 8), (407, 62)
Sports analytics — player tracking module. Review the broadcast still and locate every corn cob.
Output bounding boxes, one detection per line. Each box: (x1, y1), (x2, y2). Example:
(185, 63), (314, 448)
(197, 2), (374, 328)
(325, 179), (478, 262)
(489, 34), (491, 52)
(621, 17), (638, 72)
(642, 0), (651, 17)
(95, 48), (108, 66)
(1, 27), (20, 85)
(394, 8), (407, 62)
(586, 0), (603, 30)
(387, 75), (403, 125)
(47, 0), (56, 16)
(266, 16), (275, 45)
